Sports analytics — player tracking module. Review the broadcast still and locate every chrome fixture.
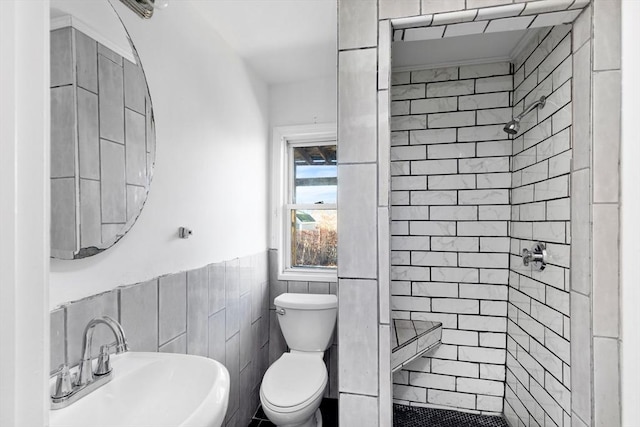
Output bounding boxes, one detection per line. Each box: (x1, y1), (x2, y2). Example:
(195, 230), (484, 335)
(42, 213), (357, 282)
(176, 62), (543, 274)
(119, 0), (168, 19)
(503, 95), (547, 135)
(178, 226), (193, 239)
(522, 242), (548, 271)
(51, 316), (129, 409)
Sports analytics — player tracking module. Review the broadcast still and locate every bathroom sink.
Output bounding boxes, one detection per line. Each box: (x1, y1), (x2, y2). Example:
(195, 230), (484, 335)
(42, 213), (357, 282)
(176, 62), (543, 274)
(49, 352), (230, 427)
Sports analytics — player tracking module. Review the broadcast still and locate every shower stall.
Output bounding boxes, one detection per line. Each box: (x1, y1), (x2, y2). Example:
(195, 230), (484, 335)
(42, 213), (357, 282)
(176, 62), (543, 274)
(336, 0), (621, 426)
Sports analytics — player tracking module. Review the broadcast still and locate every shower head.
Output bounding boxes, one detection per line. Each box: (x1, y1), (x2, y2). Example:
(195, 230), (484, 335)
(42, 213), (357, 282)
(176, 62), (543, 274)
(503, 118), (520, 135)
(503, 95), (547, 135)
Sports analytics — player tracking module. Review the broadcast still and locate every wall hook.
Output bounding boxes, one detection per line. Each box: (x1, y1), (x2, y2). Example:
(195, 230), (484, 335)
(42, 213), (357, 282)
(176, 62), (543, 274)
(178, 227), (193, 239)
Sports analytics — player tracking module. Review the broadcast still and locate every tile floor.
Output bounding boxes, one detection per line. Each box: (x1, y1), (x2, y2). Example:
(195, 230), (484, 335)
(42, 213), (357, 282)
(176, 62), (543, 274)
(393, 404), (509, 427)
(248, 399), (338, 427)
(248, 400), (508, 426)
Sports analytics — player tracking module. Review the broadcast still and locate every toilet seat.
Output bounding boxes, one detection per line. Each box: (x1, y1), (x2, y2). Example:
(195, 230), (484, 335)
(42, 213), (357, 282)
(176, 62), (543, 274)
(260, 353), (327, 413)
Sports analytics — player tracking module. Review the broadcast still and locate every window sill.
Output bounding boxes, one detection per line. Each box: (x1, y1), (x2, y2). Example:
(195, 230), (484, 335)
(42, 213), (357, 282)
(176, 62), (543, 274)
(278, 268), (337, 283)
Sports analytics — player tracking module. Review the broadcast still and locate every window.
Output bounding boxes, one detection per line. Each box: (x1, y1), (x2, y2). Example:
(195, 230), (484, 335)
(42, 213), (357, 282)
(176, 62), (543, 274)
(271, 124), (337, 281)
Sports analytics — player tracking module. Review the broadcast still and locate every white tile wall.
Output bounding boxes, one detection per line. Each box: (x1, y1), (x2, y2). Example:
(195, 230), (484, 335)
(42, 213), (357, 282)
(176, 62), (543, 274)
(506, 23), (573, 427)
(50, 252), (270, 427)
(391, 61), (511, 414)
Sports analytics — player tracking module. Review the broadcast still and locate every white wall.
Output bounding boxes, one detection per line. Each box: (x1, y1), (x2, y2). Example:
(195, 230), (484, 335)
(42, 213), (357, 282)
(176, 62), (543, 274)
(620, 1), (640, 424)
(269, 76), (337, 127)
(50, 1), (270, 309)
(0, 1), (50, 425)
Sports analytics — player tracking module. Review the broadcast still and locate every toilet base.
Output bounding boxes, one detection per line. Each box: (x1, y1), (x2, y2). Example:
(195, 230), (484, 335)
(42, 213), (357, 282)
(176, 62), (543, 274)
(296, 409), (322, 427)
(275, 408), (322, 427)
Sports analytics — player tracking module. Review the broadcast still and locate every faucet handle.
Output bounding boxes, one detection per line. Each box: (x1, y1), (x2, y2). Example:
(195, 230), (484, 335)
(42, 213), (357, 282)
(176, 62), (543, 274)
(51, 364), (74, 399)
(94, 344), (113, 376)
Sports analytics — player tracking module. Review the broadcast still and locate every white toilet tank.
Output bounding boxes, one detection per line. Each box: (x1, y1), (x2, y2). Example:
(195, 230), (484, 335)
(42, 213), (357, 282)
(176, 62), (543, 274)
(275, 293), (337, 352)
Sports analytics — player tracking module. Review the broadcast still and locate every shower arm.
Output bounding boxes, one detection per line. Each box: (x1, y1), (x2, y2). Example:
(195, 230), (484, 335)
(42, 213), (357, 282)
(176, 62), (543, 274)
(516, 96), (546, 120)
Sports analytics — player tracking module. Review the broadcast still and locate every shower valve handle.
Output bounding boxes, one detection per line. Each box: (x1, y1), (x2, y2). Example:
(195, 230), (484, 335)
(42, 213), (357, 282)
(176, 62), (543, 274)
(521, 242), (547, 271)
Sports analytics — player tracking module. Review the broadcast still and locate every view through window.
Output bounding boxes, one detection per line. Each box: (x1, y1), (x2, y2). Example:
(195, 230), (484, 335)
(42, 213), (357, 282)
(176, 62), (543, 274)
(288, 143), (337, 269)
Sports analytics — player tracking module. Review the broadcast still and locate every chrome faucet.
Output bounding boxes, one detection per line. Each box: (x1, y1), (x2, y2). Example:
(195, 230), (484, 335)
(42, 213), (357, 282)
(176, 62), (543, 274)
(51, 316), (129, 409)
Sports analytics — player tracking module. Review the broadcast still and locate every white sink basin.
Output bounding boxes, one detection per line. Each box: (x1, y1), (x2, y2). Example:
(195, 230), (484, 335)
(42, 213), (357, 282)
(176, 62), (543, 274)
(49, 352), (230, 427)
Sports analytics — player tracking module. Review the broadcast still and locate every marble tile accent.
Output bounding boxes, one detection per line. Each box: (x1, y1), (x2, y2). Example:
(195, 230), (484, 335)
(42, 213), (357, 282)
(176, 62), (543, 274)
(592, 70), (621, 203)
(338, 163), (378, 279)
(51, 178), (77, 254)
(379, 0), (420, 20)
(208, 309), (226, 364)
(593, 337), (621, 426)
(159, 334), (187, 354)
(592, 0), (621, 71)
(443, 21), (488, 38)
(98, 54), (125, 144)
(209, 262), (226, 315)
(404, 25), (446, 41)
(126, 185), (146, 222)
(338, 0), (377, 50)
(52, 252), (268, 427)
(340, 393), (379, 426)
(187, 267), (209, 356)
(125, 109), (147, 186)
(50, 308), (66, 372)
(225, 259), (240, 339)
(50, 28), (73, 87)
(120, 279), (158, 352)
(159, 272), (187, 345)
(592, 204), (619, 338)
(65, 291), (118, 366)
(77, 88), (100, 180)
(339, 49), (378, 163)
(123, 59), (145, 114)
(50, 86), (76, 178)
(75, 30), (98, 93)
(100, 139), (127, 223)
(339, 279), (379, 395)
(485, 15), (535, 33)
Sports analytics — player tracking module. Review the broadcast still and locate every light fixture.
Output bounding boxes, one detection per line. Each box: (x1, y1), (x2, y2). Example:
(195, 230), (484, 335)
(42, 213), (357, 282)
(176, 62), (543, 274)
(119, 0), (168, 19)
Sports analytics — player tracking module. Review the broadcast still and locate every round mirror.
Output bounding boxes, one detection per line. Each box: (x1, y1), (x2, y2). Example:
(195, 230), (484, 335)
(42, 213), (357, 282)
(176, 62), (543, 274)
(50, 0), (155, 259)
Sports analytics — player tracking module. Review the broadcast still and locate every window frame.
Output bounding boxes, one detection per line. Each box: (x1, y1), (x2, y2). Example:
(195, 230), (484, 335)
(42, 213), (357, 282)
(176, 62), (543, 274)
(270, 124), (337, 282)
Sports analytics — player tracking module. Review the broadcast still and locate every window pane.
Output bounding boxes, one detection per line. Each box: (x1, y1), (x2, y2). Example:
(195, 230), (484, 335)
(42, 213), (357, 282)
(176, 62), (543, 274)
(293, 145), (337, 204)
(291, 209), (337, 268)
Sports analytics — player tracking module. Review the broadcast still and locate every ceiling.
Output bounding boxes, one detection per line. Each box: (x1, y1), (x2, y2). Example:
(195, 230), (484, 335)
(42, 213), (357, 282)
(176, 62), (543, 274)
(392, 28), (540, 71)
(189, 0), (337, 86)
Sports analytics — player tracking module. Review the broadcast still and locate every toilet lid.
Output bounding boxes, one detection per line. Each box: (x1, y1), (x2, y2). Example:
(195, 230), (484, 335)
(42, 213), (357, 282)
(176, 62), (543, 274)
(262, 353), (327, 409)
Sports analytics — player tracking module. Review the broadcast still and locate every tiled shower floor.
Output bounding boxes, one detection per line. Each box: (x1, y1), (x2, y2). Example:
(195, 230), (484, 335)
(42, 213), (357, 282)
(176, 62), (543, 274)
(249, 401), (509, 426)
(393, 404), (509, 427)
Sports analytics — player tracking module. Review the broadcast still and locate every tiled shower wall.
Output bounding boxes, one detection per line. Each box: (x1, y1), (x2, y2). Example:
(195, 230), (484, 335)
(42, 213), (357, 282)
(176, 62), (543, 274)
(267, 249), (339, 398)
(504, 25), (573, 427)
(340, 0), (621, 426)
(49, 252), (269, 427)
(389, 61), (512, 414)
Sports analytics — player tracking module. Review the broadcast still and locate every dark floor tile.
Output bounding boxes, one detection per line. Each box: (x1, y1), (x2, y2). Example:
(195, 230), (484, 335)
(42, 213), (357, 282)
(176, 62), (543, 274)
(249, 398), (338, 427)
(393, 404), (509, 427)
(253, 405), (268, 420)
(320, 398), (339, 427)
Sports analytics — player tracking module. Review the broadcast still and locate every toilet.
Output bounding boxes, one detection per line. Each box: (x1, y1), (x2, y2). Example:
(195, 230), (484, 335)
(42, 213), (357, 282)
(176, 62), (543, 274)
(259, 293), (338, 427)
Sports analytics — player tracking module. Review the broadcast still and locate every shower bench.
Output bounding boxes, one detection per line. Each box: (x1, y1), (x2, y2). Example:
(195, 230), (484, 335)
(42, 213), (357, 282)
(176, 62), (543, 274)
(391, 319), (442, 373)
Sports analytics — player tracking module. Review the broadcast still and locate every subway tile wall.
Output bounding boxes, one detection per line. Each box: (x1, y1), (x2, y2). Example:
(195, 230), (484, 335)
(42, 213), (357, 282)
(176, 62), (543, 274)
(49, 252), (269, 427)
(390, 60), (512, 415)
(267, 249), (339, 399)
(504, 24), (573, 427)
